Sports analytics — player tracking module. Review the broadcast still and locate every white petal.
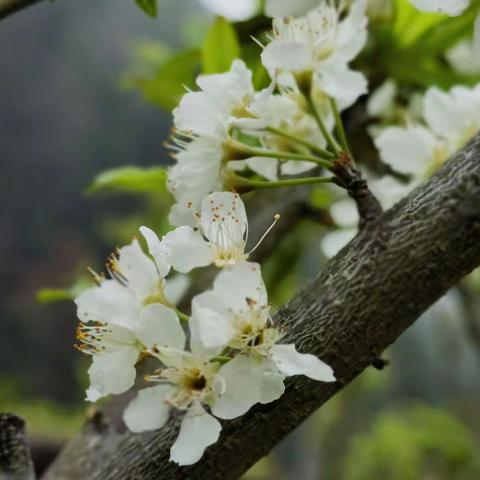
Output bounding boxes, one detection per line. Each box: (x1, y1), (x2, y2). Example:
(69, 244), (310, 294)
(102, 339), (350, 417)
(330, 199), (359, 228)
(75, 280), (139, 329)
(272, 344), (336, 382)
(170, 409), (222, 466)
(200, 192), (248, 250)
(199, 0), (259, 20)
(162, 226), (213, 273)
(212, 262), (268, 313)
(139, 226), (170, 278)
(374, 125), (439, 176)
(87, 347), (139, 399)
(190, 291), (236, 349)
(280, 160), (317, 176)
(123, 385), (173, 433)
(367, 80), (397, 118)
(423, 87), (465, 140)
(135, 304), (185, 350)
(85, 388), (102, 402)
(409, 0), (470, 16)
(117, 239), (160, 298)
(246, 157), (279, 181)
(321, 229), (357, 258)
(317, 65), (368, 110)
(212, 356), (284, 419)
(261, 41), (312, 74)
(164, 274), (190, 306)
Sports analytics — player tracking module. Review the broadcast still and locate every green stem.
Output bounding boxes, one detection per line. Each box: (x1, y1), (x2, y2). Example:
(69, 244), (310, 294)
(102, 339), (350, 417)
(239, 145), (332, 169)
(306, 95), (341, 155)
(174, 307), (189, 323)
(211, 356), (231, 364)
(265, 126), (335, 160)
(329, 98), (350, 154)
(237, 176), (333, 190)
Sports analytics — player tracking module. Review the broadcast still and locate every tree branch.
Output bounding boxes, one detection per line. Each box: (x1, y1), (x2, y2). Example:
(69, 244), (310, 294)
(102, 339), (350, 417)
(0, 413), (35, 480)
(45, 135), (480, 479)
(0, 0), (43, 19)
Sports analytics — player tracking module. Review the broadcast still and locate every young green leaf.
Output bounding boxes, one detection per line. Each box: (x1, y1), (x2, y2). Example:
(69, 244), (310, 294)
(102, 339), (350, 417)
(134, 0), (157, 18)
(202, 17), (241, 74)
(87, 166), (167, 195)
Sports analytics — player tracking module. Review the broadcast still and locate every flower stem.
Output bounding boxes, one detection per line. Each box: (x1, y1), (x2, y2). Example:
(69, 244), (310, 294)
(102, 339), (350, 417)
(174, 307), (189, 323)
(329, 98), (350, 154)
(306, 94), (341, 156)
(265, 126), (335, 160)
(239, 144), (332, 169)
(211, 356), (231, 364)
(236, 176), (333, 190)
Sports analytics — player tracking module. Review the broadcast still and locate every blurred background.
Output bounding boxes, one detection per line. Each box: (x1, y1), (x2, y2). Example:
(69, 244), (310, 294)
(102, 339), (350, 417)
(0, 0), (480, 478)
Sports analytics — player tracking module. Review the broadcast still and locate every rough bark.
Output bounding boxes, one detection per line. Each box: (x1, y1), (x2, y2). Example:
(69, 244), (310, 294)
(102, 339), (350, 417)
(0, 414), (35, 480)
(44, 135), (480, 479)
(0, 0), (43, 19)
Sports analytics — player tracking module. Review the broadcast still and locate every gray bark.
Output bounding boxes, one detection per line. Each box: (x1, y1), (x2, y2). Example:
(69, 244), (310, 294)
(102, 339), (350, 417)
(43, 135), (480, 479)
(0, 414), (35, 480)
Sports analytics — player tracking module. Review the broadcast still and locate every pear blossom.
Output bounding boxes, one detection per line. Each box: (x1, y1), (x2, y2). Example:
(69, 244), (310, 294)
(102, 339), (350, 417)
(75, 238), (184, 401)
(374, 85), (480, 179)
(261, 0), (369, 109)
(123, 304), (282, 465)
(168, 60), (279, 224)
(409, 0), (470, 16)
(190, 262), (336, 392)
(141, 192), (279, 273)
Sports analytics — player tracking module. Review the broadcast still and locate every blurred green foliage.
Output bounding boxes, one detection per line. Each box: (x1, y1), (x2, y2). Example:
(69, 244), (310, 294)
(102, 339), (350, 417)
(134, 0), (157, 18)
(0, 381), (84, 440)
(344, 405), (480, 480)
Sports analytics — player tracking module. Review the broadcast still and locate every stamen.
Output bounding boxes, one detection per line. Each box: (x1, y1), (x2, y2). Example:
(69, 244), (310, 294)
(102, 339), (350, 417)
(247, 214), (280, 255)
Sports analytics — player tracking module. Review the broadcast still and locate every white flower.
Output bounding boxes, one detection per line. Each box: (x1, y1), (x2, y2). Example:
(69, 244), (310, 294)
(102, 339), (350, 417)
(190, 261), (336, 392)
(198, 0), (260, 21)
(409, 0), (470, 16)
(261, 0), (368, 109)
(367, 80), (398, 119)
(168, 60), (277, 224)
(144, 191), (279, 273)
(374, 85), (480, 178)
(123, 306), (277, 465)
(75, 238), (184, 401)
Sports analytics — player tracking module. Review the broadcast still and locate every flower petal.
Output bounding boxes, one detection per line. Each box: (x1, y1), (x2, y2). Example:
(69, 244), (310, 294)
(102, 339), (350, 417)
(139, 226), (170, 278)
(123, 385), (173, 433)
(161, 226), (213, 273)
(190, 291), (236, 349)
(271, 344), (336, 382)
(75, 279), (139, 329)
(135, 304), (186, 350)
(164, 274), (190, 306)
(212, 262), (268, 313)
(170, 408), (222, 466)
(117, 239), (160, 298)
(87, 347), (139, 400)
(200, 192), (248, 251)
(246, 157), (279, 181)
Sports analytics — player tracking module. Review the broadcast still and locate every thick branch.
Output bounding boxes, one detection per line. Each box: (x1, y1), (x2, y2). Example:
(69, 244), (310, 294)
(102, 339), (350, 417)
(0, 413), (35, 480)
(45, 135), (480, 479)
(0, 0), (43, 19)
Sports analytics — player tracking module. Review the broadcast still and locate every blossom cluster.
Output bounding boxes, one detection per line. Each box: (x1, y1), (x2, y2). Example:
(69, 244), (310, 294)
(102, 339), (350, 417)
(75, 0), (480, 467)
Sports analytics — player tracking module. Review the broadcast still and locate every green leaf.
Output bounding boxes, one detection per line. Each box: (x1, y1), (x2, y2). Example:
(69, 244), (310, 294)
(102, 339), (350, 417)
(128, 49), (201, 111)
(202, 17), (241, 74)
(134, 0), (157, 17)
(87, 166), (167, 195)
(37, 288), (74, 303)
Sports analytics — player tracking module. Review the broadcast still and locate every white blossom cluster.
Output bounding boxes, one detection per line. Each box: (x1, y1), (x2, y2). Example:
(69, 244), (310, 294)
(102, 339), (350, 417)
(74, 1), (376, 465)
(75, 0), (480, 466)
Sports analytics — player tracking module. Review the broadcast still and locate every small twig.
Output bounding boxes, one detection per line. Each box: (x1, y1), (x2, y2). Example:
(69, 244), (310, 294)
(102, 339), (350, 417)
(371, 357), (389, 370)
(0, 413), (35, 480)
(330, 152), (383, 229)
